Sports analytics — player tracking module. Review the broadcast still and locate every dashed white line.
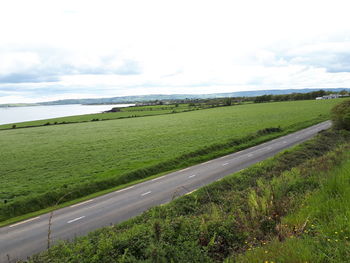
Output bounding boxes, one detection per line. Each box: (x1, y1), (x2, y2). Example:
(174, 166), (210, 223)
(9, 217), (40, 228)
(117, 185), (135, 193)
(67, 216), (85, 224)
(141, 191), (152, 196)
(222, 162), (229, 166)
(70, 199), (94, 208)
(188, 174), (197, 178)
(151, 177), (163, 182)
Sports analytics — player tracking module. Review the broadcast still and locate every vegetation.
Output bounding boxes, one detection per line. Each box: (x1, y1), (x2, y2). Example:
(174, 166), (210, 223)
(26, 126), (350, 262)
(234, 150), (350, 262)
(254, 89), (349, 103)
(331, 99), (350, 130)
(0, 99), (343, 221)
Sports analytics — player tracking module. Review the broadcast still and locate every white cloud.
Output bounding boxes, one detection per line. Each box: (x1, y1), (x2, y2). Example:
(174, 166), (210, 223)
(0, 0), (350, 103)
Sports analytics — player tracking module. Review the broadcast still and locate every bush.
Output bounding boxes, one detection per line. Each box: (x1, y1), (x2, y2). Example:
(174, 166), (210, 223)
(331, 99), (350, 130)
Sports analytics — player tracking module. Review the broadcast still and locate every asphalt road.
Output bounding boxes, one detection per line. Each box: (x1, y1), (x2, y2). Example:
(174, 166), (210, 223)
(0, 121), (332, 262)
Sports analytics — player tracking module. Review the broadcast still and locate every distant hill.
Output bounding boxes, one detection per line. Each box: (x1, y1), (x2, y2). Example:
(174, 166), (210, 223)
(38, 88), (350, 105)
(1, 88), (349, 107)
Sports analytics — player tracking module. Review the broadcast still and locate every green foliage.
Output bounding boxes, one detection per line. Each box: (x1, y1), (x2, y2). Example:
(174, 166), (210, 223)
(253, 89), (329, 103)
(0, 100), (342, 220)
(26, 128), (350, 262)
(234, 151), (350, 263)
(331, 99), (350, 130)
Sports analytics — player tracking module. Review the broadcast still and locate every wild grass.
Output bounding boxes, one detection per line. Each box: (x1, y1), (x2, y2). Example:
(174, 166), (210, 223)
(234, 152), (350, 263)
(0, 99), (342, 220)
(26, 128), (350, 263)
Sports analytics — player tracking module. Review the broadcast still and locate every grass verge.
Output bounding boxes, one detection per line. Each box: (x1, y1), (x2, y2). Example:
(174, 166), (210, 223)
(233, 150), (350, 262)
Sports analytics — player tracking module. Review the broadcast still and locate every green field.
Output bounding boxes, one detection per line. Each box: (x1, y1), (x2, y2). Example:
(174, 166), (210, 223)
(0, 99), (344, 220)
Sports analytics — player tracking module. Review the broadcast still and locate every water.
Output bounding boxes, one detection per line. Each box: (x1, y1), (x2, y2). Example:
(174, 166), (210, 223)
(0, 104), (133, 125)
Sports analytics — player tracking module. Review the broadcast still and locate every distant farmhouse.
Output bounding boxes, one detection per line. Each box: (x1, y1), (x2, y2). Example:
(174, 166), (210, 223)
(316, 94), (343, 100)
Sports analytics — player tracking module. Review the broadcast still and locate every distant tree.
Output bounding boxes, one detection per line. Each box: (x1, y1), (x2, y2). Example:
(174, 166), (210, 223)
(254, 95), (272, 103)
(339, 89), (349, 96)
(331, 100), (350, 130)
(12, 124), (16, 129)
(225, 98), (232, 106)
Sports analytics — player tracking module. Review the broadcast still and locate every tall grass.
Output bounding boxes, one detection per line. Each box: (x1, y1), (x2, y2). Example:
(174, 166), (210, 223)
(234, 155), (350, 263)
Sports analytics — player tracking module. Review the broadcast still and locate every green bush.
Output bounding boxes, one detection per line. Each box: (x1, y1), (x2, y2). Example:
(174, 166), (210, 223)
(331, 99), (350, 130)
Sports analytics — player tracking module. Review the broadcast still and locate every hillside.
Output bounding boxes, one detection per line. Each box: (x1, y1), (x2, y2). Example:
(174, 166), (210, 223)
(0, 99), (342, 222)
(1, 88), (349, 107)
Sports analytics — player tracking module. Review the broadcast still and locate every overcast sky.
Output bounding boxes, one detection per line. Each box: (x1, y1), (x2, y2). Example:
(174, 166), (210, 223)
(0, 0), (350, 103)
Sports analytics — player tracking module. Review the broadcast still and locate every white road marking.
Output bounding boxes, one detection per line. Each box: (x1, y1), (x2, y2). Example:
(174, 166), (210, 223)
(9, 217), (40, 228)
(117, 185), (135, 193)
(188, 174), (197, 178)
(180, 167), (190, 172)
(70, 199), (94, 208)
(248, 153), (253, 157)
(141, 191), (152, 196)
(222, 162), (229, 166)
(151, 177), (162, 182)
(67, 216), (85, 224)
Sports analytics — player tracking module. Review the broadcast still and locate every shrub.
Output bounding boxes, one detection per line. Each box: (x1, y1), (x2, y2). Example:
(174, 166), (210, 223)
(331, 99), (350, 130)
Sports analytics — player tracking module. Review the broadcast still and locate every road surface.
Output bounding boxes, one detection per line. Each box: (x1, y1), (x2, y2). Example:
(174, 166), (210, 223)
(0, 121), (331, 262)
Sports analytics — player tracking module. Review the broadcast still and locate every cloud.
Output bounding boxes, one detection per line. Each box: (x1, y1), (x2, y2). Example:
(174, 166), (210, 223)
(0, 48), (142, 84)
(283, 42), (350, 73)
(0, 73), (59, 84)
(0, 0), (350, 103)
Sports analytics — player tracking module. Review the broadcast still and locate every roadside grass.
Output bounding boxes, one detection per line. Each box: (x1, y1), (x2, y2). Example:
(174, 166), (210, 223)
(0, 99), (343, 221)
(233, 152), (350, 263)
(26, 128), (350, 263)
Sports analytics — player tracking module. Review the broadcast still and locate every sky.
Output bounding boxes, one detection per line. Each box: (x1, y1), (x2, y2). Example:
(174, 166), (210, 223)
(0, 0), (350, 103)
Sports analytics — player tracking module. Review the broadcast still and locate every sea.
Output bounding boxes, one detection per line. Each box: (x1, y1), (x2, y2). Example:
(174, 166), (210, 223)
(0, 104), (133, 125)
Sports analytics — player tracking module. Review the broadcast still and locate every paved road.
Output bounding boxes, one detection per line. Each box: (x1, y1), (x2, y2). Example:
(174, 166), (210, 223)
(0, 121), (331, 262)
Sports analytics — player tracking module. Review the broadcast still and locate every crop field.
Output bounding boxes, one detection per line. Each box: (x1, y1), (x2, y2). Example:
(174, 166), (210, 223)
(0, 99), (344, 220)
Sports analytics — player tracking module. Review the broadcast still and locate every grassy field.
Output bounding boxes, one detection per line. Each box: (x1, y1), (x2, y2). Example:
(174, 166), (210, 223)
(27, 124), (350, 262)
(0, 99), (344, 220)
